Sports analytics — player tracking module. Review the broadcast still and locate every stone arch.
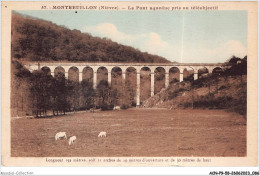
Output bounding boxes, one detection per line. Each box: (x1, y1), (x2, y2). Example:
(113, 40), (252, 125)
(111, 67), (122, 88)
(140, 66), (151, 72)
(82, 67), (93, 87)
(54, 66), (65, 78)
(125, 67), (137, 106)
(198, 67), (209, 78)
(140, 67), (151, 103)
(212, 67), (223, 75)
(97, 66), (108, 87)
(154, 67), (165, 94)
(183, 67), (194, 81)
(126, 67), (137, 81)
(169, 67), (180, 83)
(68, 66), (79, 83)
(41, 66), (51, 75)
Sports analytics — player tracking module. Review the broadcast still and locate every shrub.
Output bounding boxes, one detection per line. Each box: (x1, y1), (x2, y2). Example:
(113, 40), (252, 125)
(120, 104), (129, 109)
(192, 78), (205, 88)
(131, 102), (136, 107)
(218, 85), (227, 90)
(100, 104), (114, 111)
(183, 102), (191, 108)
(170, 78), (179, 84)
(176, 88), (186, 93)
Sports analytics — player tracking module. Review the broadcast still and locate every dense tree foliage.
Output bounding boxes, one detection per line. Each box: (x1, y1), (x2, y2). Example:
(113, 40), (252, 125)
(11, 60), (139, 117)
(11, 61), (32, 117)
(11, 13), (170, 63)
(224, 55), (247, 76)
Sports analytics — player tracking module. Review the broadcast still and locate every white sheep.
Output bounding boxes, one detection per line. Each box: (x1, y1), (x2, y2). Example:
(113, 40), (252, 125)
(69, 136), (77, 145)
(55, 132), (67, 140)
(98, 131), (107, 138)
(113, 106), (120, 110)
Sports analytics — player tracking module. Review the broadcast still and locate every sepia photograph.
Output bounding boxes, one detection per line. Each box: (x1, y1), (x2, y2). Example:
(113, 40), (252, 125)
(1, 1), (258, 168)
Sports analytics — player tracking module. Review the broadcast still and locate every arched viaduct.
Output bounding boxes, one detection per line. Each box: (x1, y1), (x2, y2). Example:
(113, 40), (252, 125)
(24, 62), (224, 106)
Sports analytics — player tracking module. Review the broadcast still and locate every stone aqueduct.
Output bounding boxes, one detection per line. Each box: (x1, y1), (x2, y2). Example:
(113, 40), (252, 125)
(25, 62), (224, 106)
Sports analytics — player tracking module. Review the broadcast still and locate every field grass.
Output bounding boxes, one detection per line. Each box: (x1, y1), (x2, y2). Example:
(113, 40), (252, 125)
(11, 109), (246, 157)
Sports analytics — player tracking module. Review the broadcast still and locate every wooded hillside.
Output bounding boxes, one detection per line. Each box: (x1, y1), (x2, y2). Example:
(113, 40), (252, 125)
(11, 13), (170, 63)
(143, 56), (247, 117)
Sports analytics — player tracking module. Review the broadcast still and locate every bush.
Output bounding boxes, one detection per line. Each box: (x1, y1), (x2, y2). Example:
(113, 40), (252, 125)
(183, 102), (191, 108)
(192, 78), (205, 88)
(100, 104), (114, 111)
(178, 88), (186, 92)
(170, 78), (179, 84)
(168, 91), (178, 100)
(190, 94), (233, 109)
(120, 104), (129, 109)
(131, 102), (136, 107)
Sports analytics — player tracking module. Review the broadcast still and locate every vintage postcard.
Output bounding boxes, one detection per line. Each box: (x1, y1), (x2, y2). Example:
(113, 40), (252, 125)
(1, 1), (258, 167)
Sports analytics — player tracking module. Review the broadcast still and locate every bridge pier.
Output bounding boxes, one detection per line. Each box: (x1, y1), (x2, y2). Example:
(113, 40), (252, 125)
(165, 71), (169, 88)
(79, 72), (83, 82)
(136, 72), (140, 107)
(194, 72), (198, 80)
(65, 72), (68, 80)
(208, 67), (213, 74)
(151, 72), (154, 97)
(180, 72), (183, 82)
(122, 71), (126, 84)
(93, 71), (97, 89)
(78, 67), (85, 82)
(47, 66), (55, 77)
(108, 71), (112, 86)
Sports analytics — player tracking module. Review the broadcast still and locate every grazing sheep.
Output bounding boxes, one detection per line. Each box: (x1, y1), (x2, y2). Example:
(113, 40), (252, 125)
(55, 132), (67, 140)
(98, 131), (107, 138)
(113, 106), (120, 110)
(69, 136), (77, 145)
(90, 107), (96, 113)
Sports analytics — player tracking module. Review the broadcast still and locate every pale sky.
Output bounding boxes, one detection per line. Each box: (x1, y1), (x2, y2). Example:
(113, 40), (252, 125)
(17, 10), (247, 63)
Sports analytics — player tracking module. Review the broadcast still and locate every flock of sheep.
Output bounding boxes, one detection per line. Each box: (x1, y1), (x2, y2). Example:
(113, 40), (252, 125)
(55, 131), (107, 145)
(54, 106), (121, 145)
(54, 107), (121, 145)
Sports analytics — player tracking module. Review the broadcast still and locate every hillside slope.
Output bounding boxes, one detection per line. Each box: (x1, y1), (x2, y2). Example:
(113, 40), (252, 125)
(143, 74), (247, 117)
(11, 13), (170, 63)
